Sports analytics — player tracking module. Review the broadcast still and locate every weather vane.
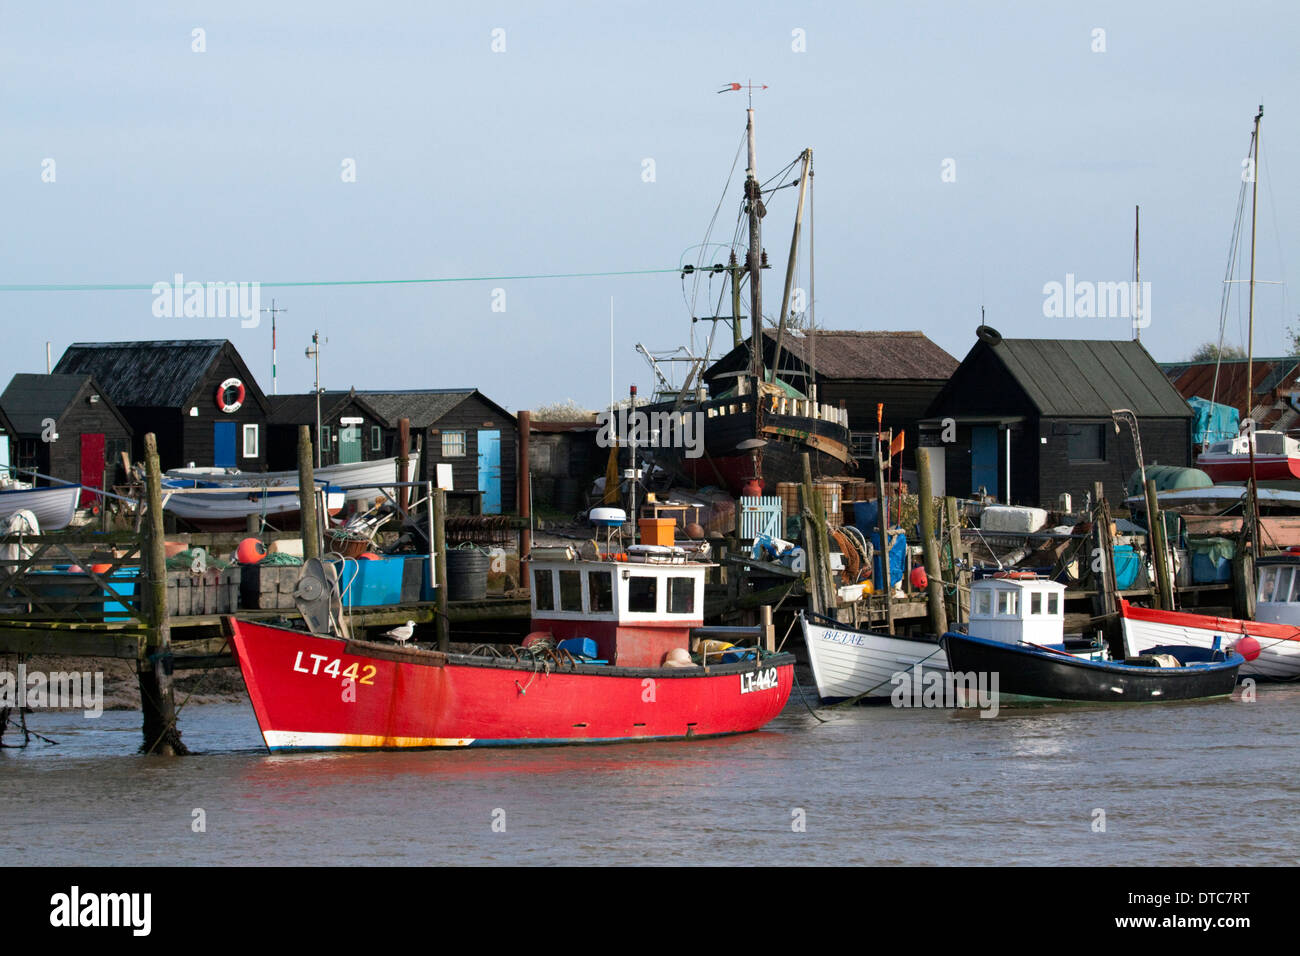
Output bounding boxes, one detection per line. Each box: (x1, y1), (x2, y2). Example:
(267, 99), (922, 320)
(716, 81), (768, 106)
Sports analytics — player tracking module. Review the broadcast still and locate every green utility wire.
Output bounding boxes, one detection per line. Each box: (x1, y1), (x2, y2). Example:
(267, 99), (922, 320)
(0, 267), (679, 293)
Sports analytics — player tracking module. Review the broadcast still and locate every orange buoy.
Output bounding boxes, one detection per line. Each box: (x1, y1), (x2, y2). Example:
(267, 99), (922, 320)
(359, 552), (382, 560)
(90, 563), (114, 575)
(236, 538), (268, 564)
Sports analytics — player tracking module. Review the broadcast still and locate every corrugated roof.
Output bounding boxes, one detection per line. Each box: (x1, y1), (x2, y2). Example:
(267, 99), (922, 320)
(53, 340), (227, 407)
(990, 339), (1191, 418)
(769, 329), (959, 380)
(1161, 357), (1300, 418)
(359, 390), (477, 428)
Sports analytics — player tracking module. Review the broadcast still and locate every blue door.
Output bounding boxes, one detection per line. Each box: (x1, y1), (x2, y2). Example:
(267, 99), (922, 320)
(477, 429), (501, 514)
(971, 426), (998, 498)
(214, 422), (237, 467)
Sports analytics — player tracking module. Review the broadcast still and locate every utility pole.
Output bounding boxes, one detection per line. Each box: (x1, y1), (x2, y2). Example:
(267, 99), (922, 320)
(306, 331), (324, 468)
(263, 299), (288, 394)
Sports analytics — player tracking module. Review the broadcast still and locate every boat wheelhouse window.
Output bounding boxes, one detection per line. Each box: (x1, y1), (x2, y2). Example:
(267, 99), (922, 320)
(587, 570), (613, 613)
(668, 577), (695, 614)
(533, 569), (554, 611)
(1207, 441), (1230, 454)
(1030, 592), (1042, 615)
(1255, 432), (1285, 455)
(1259, 567), (1277, 602)
(974, 590), (993, 615)
(1270, 566), (1295, 603)
(627, 576), (657, 613)
(559, 570), (583, 611)
(1067, 424), (1105, 463)
(1047, 592), (1060, 615)
(442, 430), (467, 457)
(997, 591), (1017, 616)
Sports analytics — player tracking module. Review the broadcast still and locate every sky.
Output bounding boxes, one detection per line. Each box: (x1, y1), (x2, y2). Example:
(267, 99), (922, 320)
(2, 1), (1296, 415)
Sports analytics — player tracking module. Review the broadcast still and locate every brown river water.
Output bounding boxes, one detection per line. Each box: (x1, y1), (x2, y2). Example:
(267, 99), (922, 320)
(3, 681), (1298, 866)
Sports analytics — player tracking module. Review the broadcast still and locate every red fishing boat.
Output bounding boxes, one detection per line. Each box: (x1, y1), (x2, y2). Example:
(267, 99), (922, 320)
(228, 545), (794, 751)
(1196, 430), (1300, 483)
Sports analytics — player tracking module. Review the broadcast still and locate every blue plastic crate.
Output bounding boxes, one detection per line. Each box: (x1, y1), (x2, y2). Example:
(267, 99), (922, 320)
(333, 556), (405, 608)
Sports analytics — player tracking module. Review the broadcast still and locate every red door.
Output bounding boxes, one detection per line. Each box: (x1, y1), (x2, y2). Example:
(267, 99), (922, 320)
(79, 433), (105, 507)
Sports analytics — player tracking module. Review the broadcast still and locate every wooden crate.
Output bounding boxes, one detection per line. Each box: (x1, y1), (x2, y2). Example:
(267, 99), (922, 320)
(167, 568), (240, 616)
(239, 564), (300, 610)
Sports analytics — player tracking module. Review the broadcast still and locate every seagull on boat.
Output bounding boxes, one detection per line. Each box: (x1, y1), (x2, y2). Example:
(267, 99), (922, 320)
(384, 621), (417, 645)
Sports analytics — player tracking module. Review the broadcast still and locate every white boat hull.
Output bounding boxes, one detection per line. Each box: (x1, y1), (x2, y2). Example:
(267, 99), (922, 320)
(1120, 602), (1300, 680)
(801, 614), (949, 701)
(166, 457), (403, 503)
(0, 484), (80, 530)
(163, 488), (345, 526)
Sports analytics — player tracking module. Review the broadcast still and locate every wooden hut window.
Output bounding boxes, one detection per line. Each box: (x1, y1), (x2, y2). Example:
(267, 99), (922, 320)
(442, 430), (466, 457)
(242, 424), (259, 458)
(1067, 424), (1105, 462)
(371, 426), (381, 451)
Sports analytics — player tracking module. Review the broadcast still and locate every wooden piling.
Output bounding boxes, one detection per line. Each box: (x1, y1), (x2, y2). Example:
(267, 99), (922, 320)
(873, 434), (895, 633)
(297, 425), (320, 562)
(916, 448), (948, 636)
(1092, 481), (1122, 655)
(139, 433), (187, 755)
(759, 604), (775, 652)
(944, 496), (964, 624)
(800, 452), (834, 618)
(432, 486), (450, 652)
(397, 417), (411, 515)
(1144, 478), (1174, 611)
(518, 410), (532, 590)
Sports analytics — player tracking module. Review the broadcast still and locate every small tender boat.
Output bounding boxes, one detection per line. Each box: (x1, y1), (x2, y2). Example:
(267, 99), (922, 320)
(229, 544), (794, 751)
(1121, 554), (1300, 680)
(0, 481), (81, 531)
(1196, 430), (1300, 483)
(167, 456), (402, 503)
(161, 483), (345, 531)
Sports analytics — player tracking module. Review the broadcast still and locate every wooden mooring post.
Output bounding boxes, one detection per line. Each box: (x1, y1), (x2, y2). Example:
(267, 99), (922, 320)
(944, 496), (965, 624)
(139, 433), (188, 755)
(518, 410), (532, 590)
(915, 448), (948, 636)
(298, 425), (320, 562)
(1092, 481), (1122, 655)
(873, 435), (894, 634)
(432, 485), (450, 652)
(1144, 477), (1174, 611)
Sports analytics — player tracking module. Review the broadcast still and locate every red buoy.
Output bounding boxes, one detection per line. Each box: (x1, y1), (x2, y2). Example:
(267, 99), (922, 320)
(236, 538), (267, 564)
(910, 567), (928, 590)
(1233, 635), (1261, 662)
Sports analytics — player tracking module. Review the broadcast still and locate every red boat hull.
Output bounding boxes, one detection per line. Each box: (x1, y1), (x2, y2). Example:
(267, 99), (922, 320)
(1196, 455), (1300, 483)
(228, 619), (795, 750)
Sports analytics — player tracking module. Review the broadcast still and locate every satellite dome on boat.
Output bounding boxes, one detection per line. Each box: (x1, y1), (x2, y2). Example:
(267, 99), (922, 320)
(588, 507), (626, 528)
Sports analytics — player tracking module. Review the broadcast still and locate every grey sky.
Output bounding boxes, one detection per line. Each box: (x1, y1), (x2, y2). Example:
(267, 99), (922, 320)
(3, 1), (1296, 415)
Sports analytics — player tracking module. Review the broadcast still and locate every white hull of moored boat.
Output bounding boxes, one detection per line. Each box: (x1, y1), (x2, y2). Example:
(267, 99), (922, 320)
(166, 457), (402, 503)
(801, 614), (949, 701)
(0, 483), (80, 530)
(1120, 602), (1300, 680)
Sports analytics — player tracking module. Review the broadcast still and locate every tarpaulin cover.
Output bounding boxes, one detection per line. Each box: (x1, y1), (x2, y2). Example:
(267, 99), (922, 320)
(1188, 396), (1239, 446)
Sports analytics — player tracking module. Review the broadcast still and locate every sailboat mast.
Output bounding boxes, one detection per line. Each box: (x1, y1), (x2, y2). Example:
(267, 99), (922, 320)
(1246, 105), (1262, 422)
(771, 148), (812, 385)
(745, 108), (763, 385)
(1133, 206), (1141, 343)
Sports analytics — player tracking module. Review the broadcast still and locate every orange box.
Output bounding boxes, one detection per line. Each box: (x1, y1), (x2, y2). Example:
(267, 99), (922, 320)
(638, 518), (676, 547)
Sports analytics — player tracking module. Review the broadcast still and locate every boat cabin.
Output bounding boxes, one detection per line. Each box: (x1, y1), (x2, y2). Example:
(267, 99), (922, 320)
(968, 576), (1066, 647)
(529, 546), (709, 668)
(1202, 430), (1298, 460)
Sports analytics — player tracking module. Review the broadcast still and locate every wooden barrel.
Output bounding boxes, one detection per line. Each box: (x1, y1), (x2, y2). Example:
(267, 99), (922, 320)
(776, 482), (801, 520)
(814, 482), (842, 527)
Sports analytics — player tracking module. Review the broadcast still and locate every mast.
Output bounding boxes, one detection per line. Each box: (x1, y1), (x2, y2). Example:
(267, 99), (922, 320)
(808, 159), (817, 408)
(1133, 206), (1141, 342)
(1246, 105), (1262, 430)
(771, 148), (812, 387)
(745, 108), (763, 385)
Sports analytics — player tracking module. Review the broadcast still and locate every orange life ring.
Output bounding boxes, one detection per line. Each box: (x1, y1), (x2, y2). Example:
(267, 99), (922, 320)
(992, 571), (1038, 579)
(216, 378), (245, 413)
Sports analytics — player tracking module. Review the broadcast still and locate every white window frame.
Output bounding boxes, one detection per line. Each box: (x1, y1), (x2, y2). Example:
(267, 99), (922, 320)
(371, 425), (382, 452)
(242, 424), (259, 458)
(442, 430), (466, 457)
